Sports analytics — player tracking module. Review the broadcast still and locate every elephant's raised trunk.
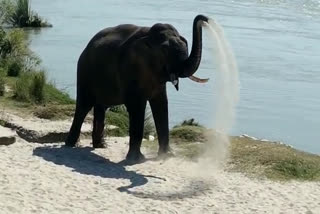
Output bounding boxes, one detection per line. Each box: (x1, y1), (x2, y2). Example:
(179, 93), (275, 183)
(179, 15), (209, 78)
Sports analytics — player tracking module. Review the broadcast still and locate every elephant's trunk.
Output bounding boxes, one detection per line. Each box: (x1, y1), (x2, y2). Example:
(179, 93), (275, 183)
(179, 15), (209, 78)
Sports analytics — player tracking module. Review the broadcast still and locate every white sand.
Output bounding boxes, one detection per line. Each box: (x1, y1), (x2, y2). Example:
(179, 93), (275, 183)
(0, 137), (319, 214)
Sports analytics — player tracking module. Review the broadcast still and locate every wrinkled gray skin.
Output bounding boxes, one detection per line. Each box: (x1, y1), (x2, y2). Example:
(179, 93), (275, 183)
(65, 15), (209, 162)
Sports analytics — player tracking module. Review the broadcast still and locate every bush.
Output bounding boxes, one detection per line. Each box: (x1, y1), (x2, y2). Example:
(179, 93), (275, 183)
(13, 71), (45, 103)
(170, 125), (206, 142)
(30, 71), (45, 103)
(106, 110), (129, 137)
(0, 0), (51, 27)
(108, 104), (155, 138)
(14, 71), (31, 101)
(175, 118), (202, 128)
(7, 60), (22, 76)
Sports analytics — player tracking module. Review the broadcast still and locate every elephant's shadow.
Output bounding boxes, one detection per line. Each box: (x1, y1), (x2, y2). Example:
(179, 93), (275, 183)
(32, 146), (164, 194)
(33, 145), (211, 200)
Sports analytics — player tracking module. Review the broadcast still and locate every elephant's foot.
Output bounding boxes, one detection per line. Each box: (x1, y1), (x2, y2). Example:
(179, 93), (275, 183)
(65, 137), (77, 147)
(126, 150), (146, 164)
(157, 147), (175, 160)
(93, 141), (107, 148)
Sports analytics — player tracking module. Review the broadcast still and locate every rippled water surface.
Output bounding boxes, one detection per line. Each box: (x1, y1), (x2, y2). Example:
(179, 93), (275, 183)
(27, 0), (320, 154)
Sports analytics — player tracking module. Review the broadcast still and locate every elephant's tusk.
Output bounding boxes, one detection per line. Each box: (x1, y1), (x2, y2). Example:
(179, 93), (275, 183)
(189, 75), (209, 83)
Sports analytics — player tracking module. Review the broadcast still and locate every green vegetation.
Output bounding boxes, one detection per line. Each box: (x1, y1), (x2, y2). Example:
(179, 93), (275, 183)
(174, 118), (202, 127)
(229, 136), (320, 181)
(144, 119), (320, 181)
(105, 105), (156, 137)
(0, 24), (74, 119)
(106, 108), (129, 137)
(170, 125), (206, 142)
(0, 0), (52, 27)
(170, 118), (206, 142)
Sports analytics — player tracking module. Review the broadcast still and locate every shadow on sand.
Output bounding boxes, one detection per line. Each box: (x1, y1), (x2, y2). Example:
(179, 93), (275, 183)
(33, 146), (164, 193)
(33, 145), (210, 200)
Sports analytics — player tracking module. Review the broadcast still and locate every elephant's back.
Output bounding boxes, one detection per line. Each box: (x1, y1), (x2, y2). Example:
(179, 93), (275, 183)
(87, 24), (148, 50)
(76, 24), (149, 105)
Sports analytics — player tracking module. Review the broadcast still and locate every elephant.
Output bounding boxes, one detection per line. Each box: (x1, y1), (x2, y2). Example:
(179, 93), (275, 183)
(65, 14), (210, 162)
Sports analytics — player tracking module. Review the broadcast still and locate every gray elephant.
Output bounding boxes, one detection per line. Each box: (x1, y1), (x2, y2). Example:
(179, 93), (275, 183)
(66, 14), (209, 162)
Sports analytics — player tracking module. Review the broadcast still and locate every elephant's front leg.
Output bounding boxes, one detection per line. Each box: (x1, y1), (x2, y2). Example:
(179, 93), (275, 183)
(149, 88), (170, 155)
(125, 99), (147, 162)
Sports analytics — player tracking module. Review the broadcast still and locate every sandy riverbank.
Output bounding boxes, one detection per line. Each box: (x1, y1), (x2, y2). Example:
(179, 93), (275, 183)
(0, 134), (319, 213)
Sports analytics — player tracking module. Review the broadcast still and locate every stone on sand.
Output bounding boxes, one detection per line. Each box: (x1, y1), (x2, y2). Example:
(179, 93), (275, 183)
(0, 126), (16, 145)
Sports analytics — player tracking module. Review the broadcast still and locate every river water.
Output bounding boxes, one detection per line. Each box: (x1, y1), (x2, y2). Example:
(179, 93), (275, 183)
(27, 0), (320, 154)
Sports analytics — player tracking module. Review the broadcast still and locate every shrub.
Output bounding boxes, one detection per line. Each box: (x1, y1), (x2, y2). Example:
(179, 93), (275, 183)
(170, 125), (206, 142)
(7, 60), (22, 76)
(178, 118), (202, 127)
(30, 70), (45, 103)
(109, 105), (128, 115)
(106, 110), (129, 137)
(14, 71), (31, 101)
(13, 70), (45, 102)
(108, 104), (155, 138)
(0, 0), (51, 27)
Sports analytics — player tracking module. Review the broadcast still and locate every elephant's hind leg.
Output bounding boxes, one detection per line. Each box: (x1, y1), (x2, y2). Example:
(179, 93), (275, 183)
(65, 99), (92, 147)
(125, 99), (147, 162)
(92, 104), (107, 148)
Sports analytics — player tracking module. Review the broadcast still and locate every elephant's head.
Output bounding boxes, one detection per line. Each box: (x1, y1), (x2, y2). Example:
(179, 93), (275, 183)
(143, 14), (209, 91)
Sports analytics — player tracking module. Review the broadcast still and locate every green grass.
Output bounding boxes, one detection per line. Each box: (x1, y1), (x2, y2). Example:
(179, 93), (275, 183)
(170, 125), (207, 142)
(0, 75), (75, 119)
(43, 83), (74, 105)
(229, 136), (320, 181)
(105, 105), (155, 138)
(105, 109), (129, 137)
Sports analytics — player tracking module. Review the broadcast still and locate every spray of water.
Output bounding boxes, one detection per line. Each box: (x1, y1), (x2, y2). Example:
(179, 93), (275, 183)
(197, 19), (240, 172)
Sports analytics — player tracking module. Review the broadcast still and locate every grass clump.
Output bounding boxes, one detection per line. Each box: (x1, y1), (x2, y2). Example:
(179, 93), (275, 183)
(14, 71), (31, 101)
(0, 0), (52, 27)
(7, 60), (23, 76)
(13, 71), (45, 103)
(170, 125), (206, 142)
(106, 107), (129, 137)
(105, 105), (155, 138)
(229, 136), (320, 181)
